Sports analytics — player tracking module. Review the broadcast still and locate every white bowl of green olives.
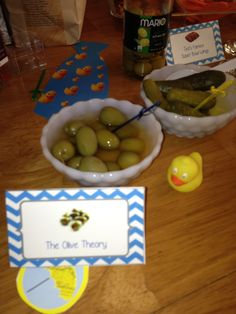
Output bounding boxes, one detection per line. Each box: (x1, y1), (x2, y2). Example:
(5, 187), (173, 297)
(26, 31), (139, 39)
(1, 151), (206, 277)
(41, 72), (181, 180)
(41, 98), (163, 186)
(141, 64), (236, 138)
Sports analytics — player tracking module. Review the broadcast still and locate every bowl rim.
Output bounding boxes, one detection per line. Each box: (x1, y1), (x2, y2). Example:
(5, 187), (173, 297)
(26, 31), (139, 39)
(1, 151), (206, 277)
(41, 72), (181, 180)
(40, 98), (164, 183)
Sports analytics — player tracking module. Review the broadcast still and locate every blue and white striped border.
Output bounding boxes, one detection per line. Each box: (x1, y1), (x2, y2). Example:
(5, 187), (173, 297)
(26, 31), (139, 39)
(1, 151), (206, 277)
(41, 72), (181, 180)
(166, 20), (225, 65)
(5, 187), (146, 267)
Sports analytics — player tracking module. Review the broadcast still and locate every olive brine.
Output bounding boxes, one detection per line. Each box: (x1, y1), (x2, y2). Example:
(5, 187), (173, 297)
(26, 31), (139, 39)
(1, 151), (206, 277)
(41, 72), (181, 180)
(51, 106), (148, 172)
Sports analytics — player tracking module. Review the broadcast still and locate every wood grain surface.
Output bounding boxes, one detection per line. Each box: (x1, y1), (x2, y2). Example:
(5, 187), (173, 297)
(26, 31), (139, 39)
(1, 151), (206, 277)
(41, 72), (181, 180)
(0, 1), (236, 313)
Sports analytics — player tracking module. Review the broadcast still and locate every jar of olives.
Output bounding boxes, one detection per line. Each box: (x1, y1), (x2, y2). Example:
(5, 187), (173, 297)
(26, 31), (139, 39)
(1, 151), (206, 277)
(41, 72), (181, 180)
(122, 0), (173, 78)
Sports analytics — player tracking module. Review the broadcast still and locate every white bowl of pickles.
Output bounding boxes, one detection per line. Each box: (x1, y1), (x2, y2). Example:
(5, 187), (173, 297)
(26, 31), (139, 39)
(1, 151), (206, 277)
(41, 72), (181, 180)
(41, 98), (163, 186)
(141, 64), (236, 138)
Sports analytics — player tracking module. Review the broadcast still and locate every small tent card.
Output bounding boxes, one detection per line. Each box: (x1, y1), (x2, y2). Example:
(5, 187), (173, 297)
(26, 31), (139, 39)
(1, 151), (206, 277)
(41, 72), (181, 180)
(166, 20), (225, 66)
(6, 187), (145, 267)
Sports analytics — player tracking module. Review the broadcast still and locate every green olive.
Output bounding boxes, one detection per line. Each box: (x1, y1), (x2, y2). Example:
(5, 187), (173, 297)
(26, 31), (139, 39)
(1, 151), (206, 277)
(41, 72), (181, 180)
(79, 156), (107, 172)
(115, 123), (139, 139)
(96, 129), (120, 150)
(151, 57), (165, 70)
(64, 120), (84, 136)
(118, 152), (141, 169)
(134, 51), (153, 59)
(76, 126), (98, 156)
(89, 120), (106, 131)
(106, 162), (120, 172)
(99, 106), (127, 127)
(66, 156), (82, 169)
(96, 149), (120, 162)
(134, 62), (152, 77)
(52, 140), (76, 162)
(150, 51), (165, 61)
(120, 138), (145, 154)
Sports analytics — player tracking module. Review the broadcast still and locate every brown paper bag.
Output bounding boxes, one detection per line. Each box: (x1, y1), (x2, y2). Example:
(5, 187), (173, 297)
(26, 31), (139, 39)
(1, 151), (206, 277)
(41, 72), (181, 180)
(5, 0), (87, 46)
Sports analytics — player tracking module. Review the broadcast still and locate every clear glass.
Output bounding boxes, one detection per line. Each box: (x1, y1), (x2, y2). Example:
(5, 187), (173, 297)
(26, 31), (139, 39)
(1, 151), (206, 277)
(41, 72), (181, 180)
(122, 0), (174, 78)
(5, 37), (47, 73)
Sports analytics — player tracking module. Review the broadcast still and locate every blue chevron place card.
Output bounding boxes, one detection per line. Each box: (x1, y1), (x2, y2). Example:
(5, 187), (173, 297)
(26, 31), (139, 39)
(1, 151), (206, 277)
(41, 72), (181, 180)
(5, 187), (145, 267)
(166, 20), (225, 66)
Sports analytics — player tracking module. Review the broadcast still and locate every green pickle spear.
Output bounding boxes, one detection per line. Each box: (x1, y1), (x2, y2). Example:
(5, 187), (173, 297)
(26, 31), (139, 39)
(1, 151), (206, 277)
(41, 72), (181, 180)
(166, 88), (216, 109)
(143, 79), (168, 106)
(143, 79), (178, 113)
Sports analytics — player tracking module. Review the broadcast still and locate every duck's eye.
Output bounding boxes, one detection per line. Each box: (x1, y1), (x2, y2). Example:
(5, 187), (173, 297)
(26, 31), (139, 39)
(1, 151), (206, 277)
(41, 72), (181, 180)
(172, 167), (178, 174)
(181, 172), (188, 179)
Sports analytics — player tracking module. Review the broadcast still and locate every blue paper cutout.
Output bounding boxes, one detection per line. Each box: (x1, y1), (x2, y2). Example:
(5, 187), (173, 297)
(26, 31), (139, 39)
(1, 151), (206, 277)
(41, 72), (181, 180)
(34, 41), (109, 119)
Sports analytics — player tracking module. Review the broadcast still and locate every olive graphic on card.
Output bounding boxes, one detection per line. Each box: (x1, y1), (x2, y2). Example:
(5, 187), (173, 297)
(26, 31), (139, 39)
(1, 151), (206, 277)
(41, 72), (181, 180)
(60, 209), (89, 231)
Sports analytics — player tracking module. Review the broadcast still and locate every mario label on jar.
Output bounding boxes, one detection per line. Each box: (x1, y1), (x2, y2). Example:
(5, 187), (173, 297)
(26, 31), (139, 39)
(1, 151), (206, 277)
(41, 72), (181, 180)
(123, 11), (169, 54)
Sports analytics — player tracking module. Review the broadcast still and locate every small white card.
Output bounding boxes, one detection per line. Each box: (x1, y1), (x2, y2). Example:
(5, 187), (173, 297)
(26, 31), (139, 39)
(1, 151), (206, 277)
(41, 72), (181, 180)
(6, 187), (146, 267)
(166, 20), (225, 66)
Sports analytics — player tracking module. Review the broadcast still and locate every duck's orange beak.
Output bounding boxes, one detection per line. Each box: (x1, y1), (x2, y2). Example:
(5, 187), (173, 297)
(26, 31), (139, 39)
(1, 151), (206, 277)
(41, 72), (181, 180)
(171, 175), (185, 186)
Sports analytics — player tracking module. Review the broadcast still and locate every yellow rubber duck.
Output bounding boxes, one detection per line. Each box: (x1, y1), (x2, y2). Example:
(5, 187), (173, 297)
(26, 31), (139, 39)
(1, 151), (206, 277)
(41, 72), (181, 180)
(167, 152), (203, 192)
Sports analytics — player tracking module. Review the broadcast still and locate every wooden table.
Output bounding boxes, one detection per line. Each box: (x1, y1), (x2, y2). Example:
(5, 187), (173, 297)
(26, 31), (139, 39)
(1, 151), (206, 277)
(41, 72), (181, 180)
(1, 1), (236, 313)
